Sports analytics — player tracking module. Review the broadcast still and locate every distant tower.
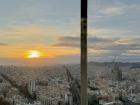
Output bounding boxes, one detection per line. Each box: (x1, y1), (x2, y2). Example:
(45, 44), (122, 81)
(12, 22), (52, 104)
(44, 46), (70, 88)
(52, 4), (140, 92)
(64, 93), (73, 105)
(68, 93), (73, 105)
(64, 94), (69, 104)
(112, 63), (122, 81)
(28, 80), (36, 98)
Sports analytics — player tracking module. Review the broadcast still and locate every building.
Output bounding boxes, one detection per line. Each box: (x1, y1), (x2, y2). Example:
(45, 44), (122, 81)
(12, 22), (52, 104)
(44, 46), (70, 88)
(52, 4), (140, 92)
(111, 64), (122, 81)
(28, 80), (36, 98)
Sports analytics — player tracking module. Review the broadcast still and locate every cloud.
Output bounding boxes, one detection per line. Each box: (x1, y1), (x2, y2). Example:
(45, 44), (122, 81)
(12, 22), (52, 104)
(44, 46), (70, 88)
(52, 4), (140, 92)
(125, 50), (140, 56)
(0, 24), (64, 45)
(89, 2), (140, 20)
(52, 36), (140, 57)
(0, 42), (7, 46)
(53, 36), (135, 48)
(0, 25), (60, 37)
(88, 28), (130, 37)
(52, 36), (80, 47)
(89, 4), (126, 20)
(100, 6), (125, 17)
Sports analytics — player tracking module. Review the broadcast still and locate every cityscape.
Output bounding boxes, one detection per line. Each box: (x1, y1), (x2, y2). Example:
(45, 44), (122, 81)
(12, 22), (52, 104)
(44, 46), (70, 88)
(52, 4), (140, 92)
(0, 62), (139, 105)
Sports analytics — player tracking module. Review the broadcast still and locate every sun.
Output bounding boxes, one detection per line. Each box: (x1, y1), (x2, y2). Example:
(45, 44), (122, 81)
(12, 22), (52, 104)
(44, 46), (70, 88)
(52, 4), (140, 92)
(26, 50), (41, 58)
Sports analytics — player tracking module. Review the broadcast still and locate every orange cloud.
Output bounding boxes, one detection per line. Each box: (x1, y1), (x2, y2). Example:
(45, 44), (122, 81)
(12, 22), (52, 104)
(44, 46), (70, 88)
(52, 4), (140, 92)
(0, 25), (61, 39)
(0, 43), (80, 59)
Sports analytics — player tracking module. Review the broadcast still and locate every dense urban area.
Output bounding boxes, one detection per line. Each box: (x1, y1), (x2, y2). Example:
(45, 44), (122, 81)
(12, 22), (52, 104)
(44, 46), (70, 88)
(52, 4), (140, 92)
(0, 62), (139, 105)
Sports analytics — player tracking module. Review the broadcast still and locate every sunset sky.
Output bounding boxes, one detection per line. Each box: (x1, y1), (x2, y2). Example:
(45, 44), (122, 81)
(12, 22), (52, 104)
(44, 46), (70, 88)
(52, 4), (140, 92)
(0, 0), (140, 65)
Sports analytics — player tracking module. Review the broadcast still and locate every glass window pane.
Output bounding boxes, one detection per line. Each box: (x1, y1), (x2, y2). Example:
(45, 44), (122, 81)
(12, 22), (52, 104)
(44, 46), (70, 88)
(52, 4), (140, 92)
(0, 0), (80, 105)
(88, 0), (140, 105)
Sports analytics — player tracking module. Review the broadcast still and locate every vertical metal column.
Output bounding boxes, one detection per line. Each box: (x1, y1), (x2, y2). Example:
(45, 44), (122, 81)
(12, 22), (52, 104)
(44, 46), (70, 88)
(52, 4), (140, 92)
(81, 0), (88, 105)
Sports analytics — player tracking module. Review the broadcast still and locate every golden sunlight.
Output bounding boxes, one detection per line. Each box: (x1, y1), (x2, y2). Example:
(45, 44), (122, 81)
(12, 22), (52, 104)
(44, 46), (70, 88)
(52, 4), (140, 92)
(26, 50), (41, 58)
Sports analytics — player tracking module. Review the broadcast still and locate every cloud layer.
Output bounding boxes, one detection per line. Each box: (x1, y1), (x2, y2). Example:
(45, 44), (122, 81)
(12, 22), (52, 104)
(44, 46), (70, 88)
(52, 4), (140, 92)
(0, 42), (7, 46)
(53, 36), (140, 57)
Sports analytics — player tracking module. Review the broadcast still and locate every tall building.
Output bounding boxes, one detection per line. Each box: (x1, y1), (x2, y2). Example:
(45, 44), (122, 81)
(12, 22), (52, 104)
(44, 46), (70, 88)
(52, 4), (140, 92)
(28, 80), (36, 97)
(64, 94), (68, 104)
(64, 93), (73, 105)
(112, 64), (122, 81)
(68, 94), (73, 105)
